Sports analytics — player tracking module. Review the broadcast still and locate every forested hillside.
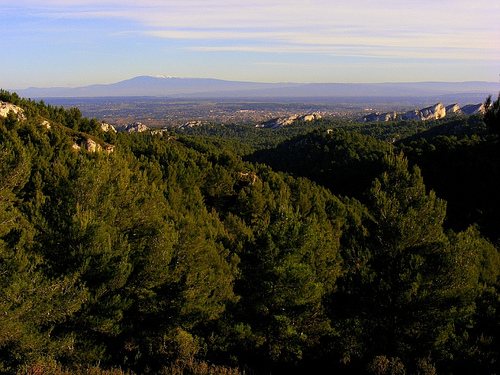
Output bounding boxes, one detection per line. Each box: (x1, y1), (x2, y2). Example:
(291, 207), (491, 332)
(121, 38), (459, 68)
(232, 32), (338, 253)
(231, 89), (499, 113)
(1, 90), (500, 375)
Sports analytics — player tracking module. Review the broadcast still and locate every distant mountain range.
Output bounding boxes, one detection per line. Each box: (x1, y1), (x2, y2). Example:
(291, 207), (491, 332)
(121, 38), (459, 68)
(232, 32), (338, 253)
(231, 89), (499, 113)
(8, 76), (499, 101)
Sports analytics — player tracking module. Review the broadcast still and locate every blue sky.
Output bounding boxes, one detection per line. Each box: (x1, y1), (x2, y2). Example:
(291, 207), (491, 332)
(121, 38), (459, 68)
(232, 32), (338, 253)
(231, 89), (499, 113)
(1, 0), (499, 89)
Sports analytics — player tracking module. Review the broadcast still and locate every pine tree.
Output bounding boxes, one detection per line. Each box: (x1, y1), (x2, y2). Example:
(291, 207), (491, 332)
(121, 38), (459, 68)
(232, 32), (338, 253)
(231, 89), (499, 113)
(0, 132), (85, 372)
(330, 153), (487, 372)
(484, 94), (500, 135)
(233, 175), (343, 367)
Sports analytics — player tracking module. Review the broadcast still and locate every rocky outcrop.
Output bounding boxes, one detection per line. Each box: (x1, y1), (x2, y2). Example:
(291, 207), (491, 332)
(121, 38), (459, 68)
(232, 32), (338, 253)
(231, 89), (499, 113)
(301, 113), (322, 122)
(256, 115), (296, 128)
(104, 144), (116, 153)
(421, 103), (446, 120)
(461, 103), (486, 115)
(180, 120), (203, 129)
(86, 138), (100, 152)
(238, 172), (258, 185)
(402, 103), (446, 121)
(72, 137), (115, 154)
(359, 102), (485, 123)
(121, 122), (149, 133)
(0, 101), (26, 121)
(359, 111), (397, 122)
(257, 112), (322, 129)
(445, 103), (461, 114)
(100, 122), (117, 133)
(72, 138), (100, 152)
(40, 120), (51, 129)
(150, 128), (177, 140)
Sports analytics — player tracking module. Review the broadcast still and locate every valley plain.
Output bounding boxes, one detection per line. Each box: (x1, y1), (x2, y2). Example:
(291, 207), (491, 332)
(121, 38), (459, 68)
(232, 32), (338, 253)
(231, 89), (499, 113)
(40, 95), (490, 129)
(21, 76), (496, 128)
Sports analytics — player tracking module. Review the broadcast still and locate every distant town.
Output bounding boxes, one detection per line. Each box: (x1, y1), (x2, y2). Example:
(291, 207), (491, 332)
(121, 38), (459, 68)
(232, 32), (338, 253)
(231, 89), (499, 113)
(42, 96), (489, 130)
(40, 98), (369, 128)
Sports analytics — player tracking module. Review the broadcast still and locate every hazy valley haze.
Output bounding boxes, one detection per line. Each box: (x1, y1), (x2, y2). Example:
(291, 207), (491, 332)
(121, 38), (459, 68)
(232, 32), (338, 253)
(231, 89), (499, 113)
(13, 76), (499, 101)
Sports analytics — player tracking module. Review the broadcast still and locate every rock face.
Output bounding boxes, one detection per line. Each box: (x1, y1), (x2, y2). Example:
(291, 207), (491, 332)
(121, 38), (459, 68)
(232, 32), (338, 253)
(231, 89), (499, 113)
(122, 122), (149, 133)
(421, 103), (446, 120)
(72, 137), (115, 154)
(301, 113), (322, 122)
(40, 120), (51, 129)
(402, 103), (446, 121)
(72, 138), (101, 152)
(85, 138), (100, 152)
(445, 103), (461, 114)
(257, 112), (321, 129)
(359, 111), (397, 122)
(0, 101), (26, 121)
(180, 120), (203, 129)
(359, 102), (485, 123)
(461, 103), (486, 115)
(100, 122), (117, 133)
(238, 172), (258, 185)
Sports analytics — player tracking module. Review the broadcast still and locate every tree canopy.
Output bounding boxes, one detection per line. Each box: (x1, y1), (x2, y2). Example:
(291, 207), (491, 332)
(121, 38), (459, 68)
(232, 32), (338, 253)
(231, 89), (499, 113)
(0, 90), (499, 374)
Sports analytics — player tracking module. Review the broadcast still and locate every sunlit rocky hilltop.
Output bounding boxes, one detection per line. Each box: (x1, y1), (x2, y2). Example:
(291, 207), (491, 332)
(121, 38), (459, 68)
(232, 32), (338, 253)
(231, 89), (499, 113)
(359, 102), (487, 122)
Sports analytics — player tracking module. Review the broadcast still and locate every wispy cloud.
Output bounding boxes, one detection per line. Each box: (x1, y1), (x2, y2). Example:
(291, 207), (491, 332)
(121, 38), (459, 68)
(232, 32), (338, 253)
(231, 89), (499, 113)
(185, 44), (495, 61)
(10, 0), (499, 63)
(2, 0), (498, 86)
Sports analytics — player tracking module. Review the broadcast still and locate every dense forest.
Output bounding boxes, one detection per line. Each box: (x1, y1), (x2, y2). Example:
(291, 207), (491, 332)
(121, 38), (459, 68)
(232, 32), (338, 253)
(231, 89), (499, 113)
(1, 89), (500, 375)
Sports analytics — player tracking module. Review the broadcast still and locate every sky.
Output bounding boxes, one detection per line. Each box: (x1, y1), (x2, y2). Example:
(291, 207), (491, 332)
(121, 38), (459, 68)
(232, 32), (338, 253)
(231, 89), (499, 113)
(1, 0), (499, 89)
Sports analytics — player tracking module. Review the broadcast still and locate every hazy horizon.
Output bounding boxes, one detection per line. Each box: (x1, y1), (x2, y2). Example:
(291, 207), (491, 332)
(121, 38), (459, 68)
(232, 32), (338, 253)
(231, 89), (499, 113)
(7, 75), (500, 92)
(7, 76), (498, 101)
(1, 1), (498, 90)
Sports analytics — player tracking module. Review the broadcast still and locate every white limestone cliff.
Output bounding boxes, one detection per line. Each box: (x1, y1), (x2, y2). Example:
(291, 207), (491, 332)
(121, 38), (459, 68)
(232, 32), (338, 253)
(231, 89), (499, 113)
(461, 103), (486, 115)
(359, 111), (398, 122)
(0, 101), (26, 121)
(359, 102), (485, 123)
(124, 122), (149, 133)
(100, 122), (117, 133)
(402, 103), (446, 121)
(445, 103), (461, 114)
(257, 112), (321, 129)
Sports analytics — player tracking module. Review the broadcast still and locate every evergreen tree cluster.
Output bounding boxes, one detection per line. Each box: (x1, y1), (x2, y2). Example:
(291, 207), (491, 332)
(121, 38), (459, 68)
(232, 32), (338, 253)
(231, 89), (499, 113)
(1, 90), (499, 374)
